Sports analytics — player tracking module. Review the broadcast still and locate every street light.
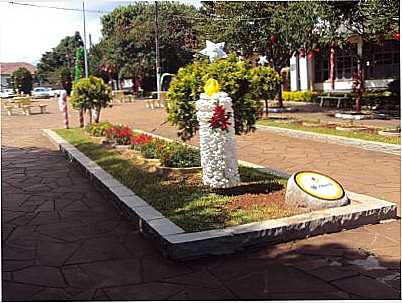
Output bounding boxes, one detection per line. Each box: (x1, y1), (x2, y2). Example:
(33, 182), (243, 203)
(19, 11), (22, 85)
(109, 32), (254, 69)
(155, 1), (161, 99)
(82, 1), (88, 78)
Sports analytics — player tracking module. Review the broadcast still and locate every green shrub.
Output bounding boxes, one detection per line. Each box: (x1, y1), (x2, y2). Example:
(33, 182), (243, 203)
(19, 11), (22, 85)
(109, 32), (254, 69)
(249, 66), (282, 101)
(85, 122), (113, 137)
(282, 91), (318, 102)
(12, 67), (33, 95)
(167, 54), (280, 141)
(70, 76), (112, 122)
(134, 138), (165, 159)
(157, 142), (201, 168)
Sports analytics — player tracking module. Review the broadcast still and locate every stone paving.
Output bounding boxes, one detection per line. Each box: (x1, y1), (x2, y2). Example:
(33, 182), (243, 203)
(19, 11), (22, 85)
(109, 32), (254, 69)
(1, 99), (400, 300)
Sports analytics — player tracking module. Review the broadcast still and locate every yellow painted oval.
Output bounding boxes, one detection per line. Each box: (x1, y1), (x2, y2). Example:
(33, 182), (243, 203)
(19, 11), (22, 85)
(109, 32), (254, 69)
(295, 171), (345, 200)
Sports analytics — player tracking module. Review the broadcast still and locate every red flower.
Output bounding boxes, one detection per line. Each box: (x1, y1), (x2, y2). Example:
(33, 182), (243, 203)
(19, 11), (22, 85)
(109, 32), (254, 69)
(270, 35), (277, 44)
(394, 33), (400, 41)
(209, 104), (231, 132)
(131, 133), (153, 145)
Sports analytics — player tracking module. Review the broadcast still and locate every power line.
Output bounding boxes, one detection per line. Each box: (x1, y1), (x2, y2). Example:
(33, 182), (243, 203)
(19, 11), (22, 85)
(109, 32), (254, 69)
(8, 1), (111, 14)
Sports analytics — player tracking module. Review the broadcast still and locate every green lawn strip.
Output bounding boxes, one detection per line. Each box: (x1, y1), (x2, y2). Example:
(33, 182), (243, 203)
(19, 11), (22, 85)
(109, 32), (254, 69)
(55, 128), (294, 232)
(257, 119), (400, 145)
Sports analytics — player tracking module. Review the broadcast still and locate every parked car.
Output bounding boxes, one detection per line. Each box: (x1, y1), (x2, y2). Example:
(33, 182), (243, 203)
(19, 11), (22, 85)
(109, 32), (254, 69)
(0, 89), (16, 99)
(31, 87), (51, 99)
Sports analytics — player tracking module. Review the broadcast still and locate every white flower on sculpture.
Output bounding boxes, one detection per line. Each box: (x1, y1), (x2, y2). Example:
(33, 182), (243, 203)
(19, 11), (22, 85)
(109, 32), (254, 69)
(200, 40), (227, 62)
(258, 55), (268, 66)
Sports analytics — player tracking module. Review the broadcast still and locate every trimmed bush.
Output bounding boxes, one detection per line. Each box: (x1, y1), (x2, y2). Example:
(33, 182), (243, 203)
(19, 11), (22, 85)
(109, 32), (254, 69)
(282, 91), (318, 102)
(85, 122), (113, 137)
(167, 54), (280, 141)
(157, 142), (201, 168)
(12, 67), (33, 95)
(70, 76), (112, 122)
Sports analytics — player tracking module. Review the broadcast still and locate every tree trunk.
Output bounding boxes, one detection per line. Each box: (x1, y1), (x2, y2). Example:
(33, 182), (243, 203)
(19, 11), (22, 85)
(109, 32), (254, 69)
(265, 99), (269, 117)
(79, 108), (84, 128)
(277, 84), (283, 108)
(355, 60), (364, 112)
(86, 109), (92, 125)
(93, 106), (101, 123)
(329, 47), (335, 90)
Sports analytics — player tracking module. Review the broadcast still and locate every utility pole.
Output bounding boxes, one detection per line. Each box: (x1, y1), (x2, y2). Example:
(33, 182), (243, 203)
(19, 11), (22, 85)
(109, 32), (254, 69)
(82, 1), (89, 77)
(154, 1), (161, 99)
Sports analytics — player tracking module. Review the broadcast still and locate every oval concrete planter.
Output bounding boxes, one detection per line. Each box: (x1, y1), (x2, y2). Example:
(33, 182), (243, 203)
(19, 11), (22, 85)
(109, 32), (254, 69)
(335, 126), (368, 132)
(302, 122), (321, 127)
(378, 130), (400, 137)
(113, 144), (131, 150)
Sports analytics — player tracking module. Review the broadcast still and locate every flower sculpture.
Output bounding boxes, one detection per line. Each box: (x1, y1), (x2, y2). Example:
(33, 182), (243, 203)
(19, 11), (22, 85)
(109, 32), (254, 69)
(200, 40), (227, 62)
(196, 78), (240, 188)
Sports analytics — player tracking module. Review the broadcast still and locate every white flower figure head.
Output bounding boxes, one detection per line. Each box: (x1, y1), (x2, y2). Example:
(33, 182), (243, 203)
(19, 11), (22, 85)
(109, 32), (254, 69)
(258, 55), (268, 66)
(200, 40), (227, 62)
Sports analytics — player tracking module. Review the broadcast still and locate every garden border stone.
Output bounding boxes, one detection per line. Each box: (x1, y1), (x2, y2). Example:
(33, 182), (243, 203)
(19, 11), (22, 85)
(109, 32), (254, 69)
(256, 124), (400, 155)
(43, 129), (398, 260)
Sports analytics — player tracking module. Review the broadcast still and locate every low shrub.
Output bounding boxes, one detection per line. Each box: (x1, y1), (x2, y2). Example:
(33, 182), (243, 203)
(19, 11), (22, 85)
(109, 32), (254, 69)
(157, 142), (201, 168)
(282, 91), (318, 102)
(85, 122), (113, 137)
(133, 138), (165, 159)
(105, 125), (133, 145)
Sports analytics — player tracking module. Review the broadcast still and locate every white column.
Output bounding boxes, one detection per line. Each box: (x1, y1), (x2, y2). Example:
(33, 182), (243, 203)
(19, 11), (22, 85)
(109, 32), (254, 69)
(196, 92), (240, 189)
(290, 55), (299, 91)
(299, 56), (309, 91)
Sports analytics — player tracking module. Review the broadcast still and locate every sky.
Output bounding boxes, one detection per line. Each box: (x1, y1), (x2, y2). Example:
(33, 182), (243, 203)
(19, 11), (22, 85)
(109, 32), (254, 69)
(0, 0), (201, 65)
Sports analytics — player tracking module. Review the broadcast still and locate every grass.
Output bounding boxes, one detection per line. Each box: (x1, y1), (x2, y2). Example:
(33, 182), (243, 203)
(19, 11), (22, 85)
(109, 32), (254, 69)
(257, 119), (400, 145)
(55, 128), (302, 232)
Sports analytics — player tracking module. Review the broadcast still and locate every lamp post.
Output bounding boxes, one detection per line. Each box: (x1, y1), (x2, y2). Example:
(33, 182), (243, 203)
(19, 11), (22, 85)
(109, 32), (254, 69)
(82, 1), (88, 78)
(154, 1), (161, 100)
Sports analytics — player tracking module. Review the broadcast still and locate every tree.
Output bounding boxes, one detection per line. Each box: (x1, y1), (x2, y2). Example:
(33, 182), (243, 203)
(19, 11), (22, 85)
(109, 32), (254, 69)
(198, 2), (323, 107)
(12, 67), (33, 95)
(167, 54), (281, 141)
(70, 76), (112, 123)
(37, 31), (83, 86)
(99, 2), (199, 93)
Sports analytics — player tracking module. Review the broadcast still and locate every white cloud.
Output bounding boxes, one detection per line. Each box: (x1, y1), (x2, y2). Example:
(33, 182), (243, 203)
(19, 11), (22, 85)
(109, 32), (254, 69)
(0, 0), (201, 65)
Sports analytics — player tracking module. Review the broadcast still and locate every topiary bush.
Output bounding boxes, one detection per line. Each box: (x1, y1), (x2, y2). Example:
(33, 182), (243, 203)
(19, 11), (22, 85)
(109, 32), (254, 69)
(84, 121), (113, 137)
(167, 54), (280, 141)
(157, 142), (201, 168)
(282, 91), (318, 102)
(70, 76), (112, 122)
(12, 67), (33, 95)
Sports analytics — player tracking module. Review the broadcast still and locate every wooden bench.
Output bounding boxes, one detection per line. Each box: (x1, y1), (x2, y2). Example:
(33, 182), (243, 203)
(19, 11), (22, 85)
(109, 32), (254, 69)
(3, 101), (14, 116)
(146, 91), (167, 109)
(318, 93), (352, 109)
(22, 104), (48, 115)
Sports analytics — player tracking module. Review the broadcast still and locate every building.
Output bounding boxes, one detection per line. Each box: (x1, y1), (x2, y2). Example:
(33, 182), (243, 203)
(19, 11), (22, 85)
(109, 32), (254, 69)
(0, 62), (37, 90)
(289, 37), (399, 92)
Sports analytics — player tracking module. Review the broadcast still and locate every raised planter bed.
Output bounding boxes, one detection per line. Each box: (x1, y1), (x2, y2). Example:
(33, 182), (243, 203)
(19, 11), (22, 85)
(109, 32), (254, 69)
(378, 129), (400, 137)
(335, 112), (373, 120)
(44, 128), (398, 260)
(335, 126), (368, 132)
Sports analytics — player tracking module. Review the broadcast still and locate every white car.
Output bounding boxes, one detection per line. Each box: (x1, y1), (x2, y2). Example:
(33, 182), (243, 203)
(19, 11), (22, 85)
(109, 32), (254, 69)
(0, 89), (15, 98)
(32, 87), (51, 99)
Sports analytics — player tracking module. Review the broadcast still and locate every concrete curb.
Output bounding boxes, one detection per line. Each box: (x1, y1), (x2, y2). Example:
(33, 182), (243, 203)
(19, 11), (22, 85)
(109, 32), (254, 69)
(256, 124), (400, 155)
(43, 129), (398, 260)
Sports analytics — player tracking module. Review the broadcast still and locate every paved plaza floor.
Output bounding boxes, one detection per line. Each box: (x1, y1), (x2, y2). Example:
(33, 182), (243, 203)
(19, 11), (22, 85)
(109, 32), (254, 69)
(1, 99), (400, 300)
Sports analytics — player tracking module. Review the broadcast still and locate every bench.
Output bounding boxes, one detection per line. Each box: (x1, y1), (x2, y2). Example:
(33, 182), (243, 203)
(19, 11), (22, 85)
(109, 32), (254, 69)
(22, 104), (47, 115)
(3, 101), (14, 116)
(317, 93), (353, 109)
(146, 91), (167, 109)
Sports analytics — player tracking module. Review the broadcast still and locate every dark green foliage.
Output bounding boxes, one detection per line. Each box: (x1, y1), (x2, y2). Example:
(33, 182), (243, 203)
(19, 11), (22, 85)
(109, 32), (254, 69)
(388, 79), (400, 97)
(12, 67), (33, 94)
(167, 54), (282, 141)
(157, 142), (201, 168)
(37, 31), (83, 86)
(70, 76), (112, 113)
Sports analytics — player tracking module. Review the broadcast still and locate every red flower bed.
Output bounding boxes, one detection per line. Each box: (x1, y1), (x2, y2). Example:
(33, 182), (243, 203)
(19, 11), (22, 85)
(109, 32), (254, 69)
(131, 133), (153, 145)
(105, 125), (133, 145)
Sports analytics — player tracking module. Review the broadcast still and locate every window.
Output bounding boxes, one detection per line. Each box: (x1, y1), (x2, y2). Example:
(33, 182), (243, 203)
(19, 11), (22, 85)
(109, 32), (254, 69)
(314, 48), (329, 83)
(364, 40), (399, 79)
(335, 46), (358, 80)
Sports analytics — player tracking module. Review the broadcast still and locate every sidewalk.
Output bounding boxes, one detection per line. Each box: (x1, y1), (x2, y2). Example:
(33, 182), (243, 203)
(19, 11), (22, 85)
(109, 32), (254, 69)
(2, 100), (400, 300)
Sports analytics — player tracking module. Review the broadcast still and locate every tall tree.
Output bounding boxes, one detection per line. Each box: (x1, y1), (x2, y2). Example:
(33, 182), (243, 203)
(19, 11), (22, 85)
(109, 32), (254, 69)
(98, 2), (199, 93)
(198, 1), (322, 106)
(37, 31), (84, 86)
